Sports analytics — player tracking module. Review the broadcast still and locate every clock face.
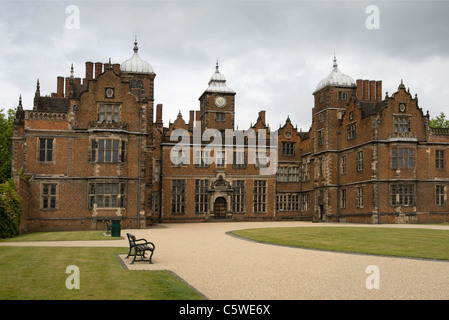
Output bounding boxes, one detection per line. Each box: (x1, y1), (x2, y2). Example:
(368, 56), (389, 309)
(215, 96), (227, 108)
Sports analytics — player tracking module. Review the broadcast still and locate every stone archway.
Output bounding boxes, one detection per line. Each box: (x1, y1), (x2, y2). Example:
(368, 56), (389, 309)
(209, 175), (233, 219)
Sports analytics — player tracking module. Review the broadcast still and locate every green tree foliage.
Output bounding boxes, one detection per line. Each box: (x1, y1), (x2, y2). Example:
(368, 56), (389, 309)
(0, 179), (22, 238)
(0, 108), (16, 183)
(429, 112), (449, 128)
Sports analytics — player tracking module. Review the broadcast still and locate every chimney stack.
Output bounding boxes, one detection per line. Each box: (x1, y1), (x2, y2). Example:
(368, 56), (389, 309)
(156, 104), (163, 129)
(85, 62), (93, 81)
(356, 79), (363, 99)
(113, 63), (120, 75)
(376, 81), (382, 101)
(57, 76), (64, 97)
(189, 110), (194, 131)
(370, 81), (376, 100)
(363, 80), (369, 100)
(94, 62), (103, 78)
(258, 110), (266, 124)
(65, 77), (70, 97)
(196, 111), (201, 127)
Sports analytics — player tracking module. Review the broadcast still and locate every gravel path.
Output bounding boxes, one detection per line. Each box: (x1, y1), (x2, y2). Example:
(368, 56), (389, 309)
(2, 221), (449, 300)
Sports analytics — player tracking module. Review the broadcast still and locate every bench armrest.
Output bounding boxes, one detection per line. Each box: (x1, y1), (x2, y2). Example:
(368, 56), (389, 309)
(135, 239), (155, 249)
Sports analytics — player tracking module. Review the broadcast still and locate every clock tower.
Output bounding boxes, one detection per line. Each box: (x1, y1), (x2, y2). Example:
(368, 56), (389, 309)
(198, 62), (236, 133)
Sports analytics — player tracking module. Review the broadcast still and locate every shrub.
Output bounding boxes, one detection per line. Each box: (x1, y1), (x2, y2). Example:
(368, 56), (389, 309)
(0, 179), (22, 238)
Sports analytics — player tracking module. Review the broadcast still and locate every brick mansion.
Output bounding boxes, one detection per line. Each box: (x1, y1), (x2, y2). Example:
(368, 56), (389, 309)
(11, 40), (449, 232)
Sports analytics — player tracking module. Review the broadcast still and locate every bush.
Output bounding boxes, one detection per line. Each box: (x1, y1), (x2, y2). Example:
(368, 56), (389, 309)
(0, 179), (22, 238)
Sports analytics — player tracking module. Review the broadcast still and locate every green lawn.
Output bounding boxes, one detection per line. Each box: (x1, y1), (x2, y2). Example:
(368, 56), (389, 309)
(0, 230), (120, 242)
(0, 231), (204, 300)
(232, 226), (449, 260)
(0, 246), (204, 300)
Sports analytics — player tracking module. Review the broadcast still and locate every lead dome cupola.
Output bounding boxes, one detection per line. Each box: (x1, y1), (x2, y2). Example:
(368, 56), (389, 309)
(204, 61), (235, 94)
(120, 38), (154, 74)
(314, 56), (355, 93)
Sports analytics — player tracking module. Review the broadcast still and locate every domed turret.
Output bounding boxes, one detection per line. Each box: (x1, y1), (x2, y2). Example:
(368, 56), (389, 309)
(204, 61), (235, 94)
(120, 38), (154, 74)
(314, 56), (355, 93)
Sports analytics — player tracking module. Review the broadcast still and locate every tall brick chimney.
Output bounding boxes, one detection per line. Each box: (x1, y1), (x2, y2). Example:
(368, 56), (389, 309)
(356, 79), (363, 99)
(258, 110), (266, 124)
(94, 62), (103, 78)
(189, 110), (194, 131)
(57, 76), (64, 97)
(113, 63), (120, 75)
(65, 77), (70, 98)
(156, 104), (163, 129)
(196, 111), (201, 127)
(85, 62), (93, 81)
(370, 81), (376, 100)
(363, 80), (369, 100)
(376, 81), (382, 100)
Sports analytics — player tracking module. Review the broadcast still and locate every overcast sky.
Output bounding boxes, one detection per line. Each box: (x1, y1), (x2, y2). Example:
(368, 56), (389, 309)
(1, 0), (448, 130)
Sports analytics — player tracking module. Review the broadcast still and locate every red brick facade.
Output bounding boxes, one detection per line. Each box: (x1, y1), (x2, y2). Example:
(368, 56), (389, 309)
(11, 45), (449, 232)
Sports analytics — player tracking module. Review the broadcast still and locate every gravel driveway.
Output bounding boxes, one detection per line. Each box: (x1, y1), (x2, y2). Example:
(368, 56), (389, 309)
(118, 221), (449, 300)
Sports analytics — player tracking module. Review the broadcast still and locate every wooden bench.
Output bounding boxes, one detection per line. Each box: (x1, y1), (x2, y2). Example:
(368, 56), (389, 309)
(126, 233), (155, 264)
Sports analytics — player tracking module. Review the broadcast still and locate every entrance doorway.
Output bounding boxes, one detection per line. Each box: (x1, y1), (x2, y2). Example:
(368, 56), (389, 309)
(213, 197), (227, 218)
(318, 204), (324, 220)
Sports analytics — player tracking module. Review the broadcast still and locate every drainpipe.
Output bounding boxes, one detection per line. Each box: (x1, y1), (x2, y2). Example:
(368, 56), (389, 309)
(73, 104), (77, 128)
(336, 131), (340, 222)
(299, 148), (303, 220)
(137, 108), (143, 229)
(377, 118), (381, 224)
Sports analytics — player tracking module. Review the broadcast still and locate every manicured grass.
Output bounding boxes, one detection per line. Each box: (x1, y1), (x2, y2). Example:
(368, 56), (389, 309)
(0, 246), (204, 300)
(0, 231), (121, 242)
(232, 227), (449, 260)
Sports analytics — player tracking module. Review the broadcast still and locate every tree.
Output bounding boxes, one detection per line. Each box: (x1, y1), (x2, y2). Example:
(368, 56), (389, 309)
(0, 108), (16, 183)
(0, 179), (22, 238)
(429, 112), (449, 128)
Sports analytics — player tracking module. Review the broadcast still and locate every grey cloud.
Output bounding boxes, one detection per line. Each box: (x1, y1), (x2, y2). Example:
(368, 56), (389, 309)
(1, 1), (448, 128)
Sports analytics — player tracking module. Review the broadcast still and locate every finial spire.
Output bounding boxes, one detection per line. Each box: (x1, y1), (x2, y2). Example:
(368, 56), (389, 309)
(18, 94), (22, 107)
(35, 78), (40, 95)
(70, 63), (74, 78)
(133, 35), (138, 53)
(215, 59), (219, 73)
(333, 53), (338, 68)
